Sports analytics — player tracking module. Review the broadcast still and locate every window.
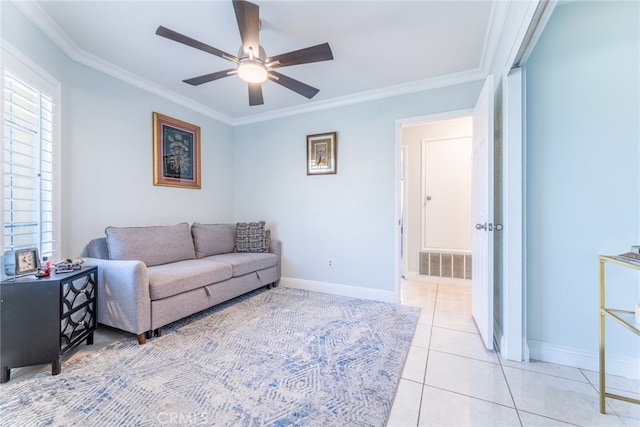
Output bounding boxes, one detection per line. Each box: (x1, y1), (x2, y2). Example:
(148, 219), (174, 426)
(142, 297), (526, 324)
(2, 44), (60, 261)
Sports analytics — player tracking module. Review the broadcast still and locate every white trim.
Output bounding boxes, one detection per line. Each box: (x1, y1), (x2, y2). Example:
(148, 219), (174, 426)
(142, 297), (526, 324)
(394, 109), (474, 306)
(12, 0), (491, 127)
(494, 319), (505, 354)
(528, 340), (639, 380)
(401, 145), (409, 282)
(11, 0), (232, 125)
(280, 277), (395, 304)
(479, 0), (510, 75)
(502, 67), (525, 361)
(232, 70), (485, 126)
(512, 1), (559, 68)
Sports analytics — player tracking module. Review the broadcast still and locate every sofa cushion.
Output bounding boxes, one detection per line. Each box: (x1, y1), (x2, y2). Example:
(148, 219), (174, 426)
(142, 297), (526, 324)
(235, 221), (269, 253)
(105, 223), (196, 267)
(205, 252), (278, 277)
(191, 223), (236, 258)
(147, 259), (233, 300)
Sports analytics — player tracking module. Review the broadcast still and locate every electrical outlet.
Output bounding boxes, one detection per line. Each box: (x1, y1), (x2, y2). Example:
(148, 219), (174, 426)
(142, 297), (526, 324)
(328, 258), (333, 268)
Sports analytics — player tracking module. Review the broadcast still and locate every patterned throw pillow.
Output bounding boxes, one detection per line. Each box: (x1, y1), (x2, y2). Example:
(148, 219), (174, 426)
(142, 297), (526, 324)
(235, 221), (269, 253)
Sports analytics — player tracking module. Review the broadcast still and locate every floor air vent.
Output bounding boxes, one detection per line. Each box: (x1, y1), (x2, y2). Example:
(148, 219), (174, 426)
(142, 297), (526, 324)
(419, 252), (472, 279)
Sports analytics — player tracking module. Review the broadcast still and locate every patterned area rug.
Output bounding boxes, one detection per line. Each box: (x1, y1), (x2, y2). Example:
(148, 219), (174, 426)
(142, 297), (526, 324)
(0, 287), (419, 426)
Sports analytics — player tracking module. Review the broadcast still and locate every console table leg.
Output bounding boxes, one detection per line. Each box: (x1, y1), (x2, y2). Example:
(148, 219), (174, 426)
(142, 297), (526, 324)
(1, 366), (10, 383)
(86, 332), (94, 345)
(52, 358), (61, 376)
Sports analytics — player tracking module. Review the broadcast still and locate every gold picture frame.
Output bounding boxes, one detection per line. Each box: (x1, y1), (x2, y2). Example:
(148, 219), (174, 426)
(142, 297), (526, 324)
(153, 112), (201, 189)
(307, 132), (337, 175)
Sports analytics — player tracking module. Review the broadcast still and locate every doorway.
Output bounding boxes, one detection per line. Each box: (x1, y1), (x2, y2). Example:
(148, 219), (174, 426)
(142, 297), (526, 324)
(398, 113), (474, 317)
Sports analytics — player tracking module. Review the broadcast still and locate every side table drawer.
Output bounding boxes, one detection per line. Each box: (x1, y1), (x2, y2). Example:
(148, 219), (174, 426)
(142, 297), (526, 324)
(60, 268), (98, 354)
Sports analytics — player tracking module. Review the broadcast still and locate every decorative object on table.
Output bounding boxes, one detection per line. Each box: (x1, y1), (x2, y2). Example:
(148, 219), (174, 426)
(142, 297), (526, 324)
(152, 112), (201, 190)
(307, 131), (337, 175)
(36, 257), (52, 278)
(54, 258), (83, 273)
(14, 247), (40, 276)
(0, 287), (418, 425)
(35, 263), (51, 278)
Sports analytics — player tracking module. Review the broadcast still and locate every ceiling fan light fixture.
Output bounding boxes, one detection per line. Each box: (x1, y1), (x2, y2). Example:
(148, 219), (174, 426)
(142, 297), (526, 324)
(237, 60), (268, 83)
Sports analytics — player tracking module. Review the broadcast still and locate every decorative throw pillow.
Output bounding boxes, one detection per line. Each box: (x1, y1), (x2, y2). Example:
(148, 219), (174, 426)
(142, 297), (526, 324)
(235, 221), (269, 253)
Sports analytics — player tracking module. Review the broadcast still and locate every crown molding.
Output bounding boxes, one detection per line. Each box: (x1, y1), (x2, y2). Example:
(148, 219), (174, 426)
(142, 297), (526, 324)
(12, 0), (234, 124)
(479, 0), (510, 75)
(231, 68), (486, 126)
(14, 0), (499, 128)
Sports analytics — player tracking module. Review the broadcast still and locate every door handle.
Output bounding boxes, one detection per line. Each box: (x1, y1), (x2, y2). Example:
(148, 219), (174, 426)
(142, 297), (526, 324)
(475, 222), (503, 231)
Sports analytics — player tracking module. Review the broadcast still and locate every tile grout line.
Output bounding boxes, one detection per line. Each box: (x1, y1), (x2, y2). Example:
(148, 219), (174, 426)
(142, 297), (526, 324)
(578, 367), (629, 425)
(414, 282), (439, 426)
(496, 348), (524, 426)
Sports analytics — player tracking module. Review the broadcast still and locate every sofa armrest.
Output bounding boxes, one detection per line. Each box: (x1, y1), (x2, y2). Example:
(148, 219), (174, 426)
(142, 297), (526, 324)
(268, 240), (281, 283)
(84, 257), (151, 336)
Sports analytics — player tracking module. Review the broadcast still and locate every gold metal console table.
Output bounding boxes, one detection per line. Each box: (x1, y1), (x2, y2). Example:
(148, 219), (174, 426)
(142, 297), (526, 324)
(598, 255), (640, 413)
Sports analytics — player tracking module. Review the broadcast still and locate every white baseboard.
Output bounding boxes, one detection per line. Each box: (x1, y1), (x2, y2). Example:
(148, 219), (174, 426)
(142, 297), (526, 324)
(528, 340), (639, 380)
(280, 277), (396, 303)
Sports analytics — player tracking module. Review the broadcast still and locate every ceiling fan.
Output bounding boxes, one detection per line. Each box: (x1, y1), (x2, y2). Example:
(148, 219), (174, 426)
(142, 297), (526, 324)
(156, 0), (334, 106)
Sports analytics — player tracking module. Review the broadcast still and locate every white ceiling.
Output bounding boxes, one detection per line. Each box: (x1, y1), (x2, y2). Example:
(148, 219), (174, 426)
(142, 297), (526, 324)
(16, 0), (505, 124)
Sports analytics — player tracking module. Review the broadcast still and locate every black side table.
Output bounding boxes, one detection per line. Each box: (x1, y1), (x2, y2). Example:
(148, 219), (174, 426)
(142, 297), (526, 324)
(0, 266), (98, 383)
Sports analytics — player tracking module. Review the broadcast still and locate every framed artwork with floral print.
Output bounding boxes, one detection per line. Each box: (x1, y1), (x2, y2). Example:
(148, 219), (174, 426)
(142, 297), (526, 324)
(152, 112), (201, 189)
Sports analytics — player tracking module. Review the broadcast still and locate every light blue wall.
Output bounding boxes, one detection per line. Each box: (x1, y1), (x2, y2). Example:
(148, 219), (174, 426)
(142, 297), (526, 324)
(233, 82), (482, 292)
(526, 1), (639, 363)
(1, 2), (235, 257)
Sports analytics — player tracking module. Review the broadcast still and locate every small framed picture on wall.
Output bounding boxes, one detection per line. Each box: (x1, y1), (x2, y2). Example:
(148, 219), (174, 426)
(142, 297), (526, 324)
(306, 131), (337, 175)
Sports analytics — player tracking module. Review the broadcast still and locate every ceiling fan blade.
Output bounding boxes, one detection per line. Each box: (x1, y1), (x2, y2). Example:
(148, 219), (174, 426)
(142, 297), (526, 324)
(183, 69), (236, 86)
(232, 0), (260, 55)
(269, 71), (320, 99)
(268, 43), (333, 68)
(156, 26), (238, 62)
(248, 83), (264, 106)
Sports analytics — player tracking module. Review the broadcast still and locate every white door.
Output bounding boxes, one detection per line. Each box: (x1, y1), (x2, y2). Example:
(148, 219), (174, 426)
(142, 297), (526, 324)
(422, 137), (472, 252)
(472, 76), (495, 350)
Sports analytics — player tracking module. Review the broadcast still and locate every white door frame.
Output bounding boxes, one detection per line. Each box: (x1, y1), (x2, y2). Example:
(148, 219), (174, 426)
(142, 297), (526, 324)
(502, 67), (527, 360)
(394, 108), (473, 299)
(394, 90), (525, 358)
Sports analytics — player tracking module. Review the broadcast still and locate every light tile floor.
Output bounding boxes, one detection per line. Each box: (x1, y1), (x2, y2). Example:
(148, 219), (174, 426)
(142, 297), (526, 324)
(5, 282), (640, 427)
(387, 280), (640, 427)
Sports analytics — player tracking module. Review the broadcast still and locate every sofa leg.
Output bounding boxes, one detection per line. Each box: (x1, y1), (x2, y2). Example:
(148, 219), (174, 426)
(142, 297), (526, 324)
(137, 333), (146, 345)
(154, 328), (162, 337)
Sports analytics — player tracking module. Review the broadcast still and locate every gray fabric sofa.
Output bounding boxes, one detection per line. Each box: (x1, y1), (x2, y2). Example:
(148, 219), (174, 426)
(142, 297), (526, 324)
(83, 222), (280, 344)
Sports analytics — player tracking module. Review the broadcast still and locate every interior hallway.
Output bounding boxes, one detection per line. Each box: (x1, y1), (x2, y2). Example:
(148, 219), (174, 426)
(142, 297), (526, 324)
(389, 279), (640, 426)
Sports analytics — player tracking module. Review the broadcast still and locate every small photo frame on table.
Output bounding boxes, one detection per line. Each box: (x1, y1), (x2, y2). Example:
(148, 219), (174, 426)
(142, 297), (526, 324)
(152, 112), (201, 189)
(307, 132), (337, 175)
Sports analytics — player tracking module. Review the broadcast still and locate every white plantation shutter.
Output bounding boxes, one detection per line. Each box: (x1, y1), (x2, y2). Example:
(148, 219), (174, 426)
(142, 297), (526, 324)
(2, 46), (60, 261)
